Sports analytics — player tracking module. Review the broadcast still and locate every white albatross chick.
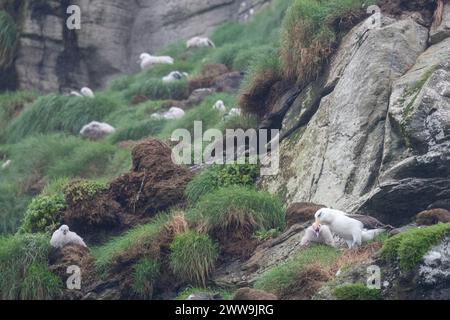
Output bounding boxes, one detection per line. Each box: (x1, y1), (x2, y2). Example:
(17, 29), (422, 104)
(50, 225), (87, 249)
(228, 108), (242, 117)
(162, 71), (187, 83)
(70, 90), (83, 97)
(300, 222), (335, 247)
(1, 159), (11, 170)
(163, 107), (185, 120)
(213, 100), (227, 112)
(138, 53), (174, 70)
(80, 87), (95, 98)
(186, 36), (215, 49)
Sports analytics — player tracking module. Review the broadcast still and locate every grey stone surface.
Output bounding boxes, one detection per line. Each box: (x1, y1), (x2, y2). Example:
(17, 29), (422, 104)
(15, 0), (271, 92)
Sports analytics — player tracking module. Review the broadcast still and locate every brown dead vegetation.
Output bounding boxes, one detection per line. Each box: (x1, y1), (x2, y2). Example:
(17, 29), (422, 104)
(416, 208), (450, 226)
(285, 202), (325, 228)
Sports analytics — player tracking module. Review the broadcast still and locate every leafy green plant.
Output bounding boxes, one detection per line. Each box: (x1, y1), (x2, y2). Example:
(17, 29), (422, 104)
(19, 193), (66, 234)
(169, 231), (219, 286)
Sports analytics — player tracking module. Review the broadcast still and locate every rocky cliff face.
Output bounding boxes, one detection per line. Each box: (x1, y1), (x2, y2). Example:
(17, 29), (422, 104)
(13, 0), (270, 92)
(261, 4), (450, 226)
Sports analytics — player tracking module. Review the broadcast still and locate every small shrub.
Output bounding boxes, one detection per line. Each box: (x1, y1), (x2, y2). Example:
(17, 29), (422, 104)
(380, 223), (450, 272)
(19, 193), (66, 234)
(0, 233), (61, 300)
(132, 258), (160, 298)
(188, 186), (285, 236)
(185, 164), (259, 204)
(169, 231), (219, 286)
(334, 283), (382, 300)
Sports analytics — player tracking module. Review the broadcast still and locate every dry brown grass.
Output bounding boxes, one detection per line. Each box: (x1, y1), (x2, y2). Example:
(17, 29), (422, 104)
(332, 242), (382, 273)
(157, 211), (189, 254)
(434, 0), (446, 26)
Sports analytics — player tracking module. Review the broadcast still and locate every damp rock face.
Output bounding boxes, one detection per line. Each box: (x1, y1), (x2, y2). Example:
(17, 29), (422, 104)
(13, 0), (271, 92)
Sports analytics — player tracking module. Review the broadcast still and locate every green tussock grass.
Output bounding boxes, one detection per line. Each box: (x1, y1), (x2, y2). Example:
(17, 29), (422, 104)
(281, 0), (373, 82)
(380, 223), (450, 272)
(108, 118), (167, 144)
(132, 258), (160, 299)
(187, 186), (285, 235)
(333, 283), (382, 300)
(6, 94), (120, 143)
(123, 79), (189, 102)
(0, 91), (37, 142)
(91, 215), (169, 274)
(160, 93), (236, 139)
(185, 164), (259, 204)
(0, 10), (18, 68)
(254, 245), (340, 296)
(169, 231), (219, 287)
(0, 233), (63, 300)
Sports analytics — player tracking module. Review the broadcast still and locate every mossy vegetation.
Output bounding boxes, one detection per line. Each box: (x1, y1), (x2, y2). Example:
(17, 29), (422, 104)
(380, 223), (450, 272)
(333, 283), (382, 300)
(169, 231), (219, 286)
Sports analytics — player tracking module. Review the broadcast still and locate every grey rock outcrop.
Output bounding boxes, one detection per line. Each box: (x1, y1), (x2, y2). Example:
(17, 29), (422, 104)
(13, 0), (270, 93)
(261, 5), (450, 225)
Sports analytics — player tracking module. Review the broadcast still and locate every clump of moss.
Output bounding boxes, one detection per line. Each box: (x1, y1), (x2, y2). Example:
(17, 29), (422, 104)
(380, 223), (450, 272)
(333, 283), (382, 300)
(64, 179), (107, 205)
(169, 231), (219, 287)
